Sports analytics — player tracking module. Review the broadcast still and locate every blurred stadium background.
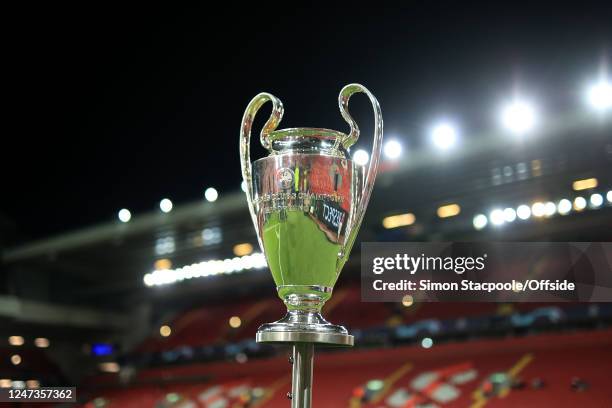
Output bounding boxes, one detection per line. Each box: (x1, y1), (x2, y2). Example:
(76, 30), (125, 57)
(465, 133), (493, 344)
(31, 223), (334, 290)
(2, 4), (612, 408)
(2, 94), (612, 406)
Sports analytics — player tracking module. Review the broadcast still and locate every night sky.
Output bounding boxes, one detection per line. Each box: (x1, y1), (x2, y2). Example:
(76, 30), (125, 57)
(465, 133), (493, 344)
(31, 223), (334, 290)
(3, 3), (611, 243)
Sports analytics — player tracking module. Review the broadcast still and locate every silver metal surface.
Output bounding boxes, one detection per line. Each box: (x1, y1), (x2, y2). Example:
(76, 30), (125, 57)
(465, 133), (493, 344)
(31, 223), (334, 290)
(257, 330), (354, 346)
(256, 310), (354, 346)
(291, 344), (314, 408)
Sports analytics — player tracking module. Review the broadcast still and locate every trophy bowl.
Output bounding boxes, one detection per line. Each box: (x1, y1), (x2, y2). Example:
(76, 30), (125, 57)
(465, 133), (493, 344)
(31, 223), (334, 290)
(240, 84), (383, 346)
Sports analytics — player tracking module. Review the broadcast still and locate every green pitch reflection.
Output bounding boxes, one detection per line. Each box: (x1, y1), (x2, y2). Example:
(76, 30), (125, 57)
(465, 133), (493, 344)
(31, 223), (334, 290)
(262, 211), (342, 307)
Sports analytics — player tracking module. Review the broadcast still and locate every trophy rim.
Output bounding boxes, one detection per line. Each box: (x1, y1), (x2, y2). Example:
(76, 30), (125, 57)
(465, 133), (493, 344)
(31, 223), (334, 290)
(268, 127), (348, 141)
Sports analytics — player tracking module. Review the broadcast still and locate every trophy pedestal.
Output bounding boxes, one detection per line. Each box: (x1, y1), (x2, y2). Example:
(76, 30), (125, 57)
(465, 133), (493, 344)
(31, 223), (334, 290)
(256, 310), (354, 346)
(257, 311), (353, 408)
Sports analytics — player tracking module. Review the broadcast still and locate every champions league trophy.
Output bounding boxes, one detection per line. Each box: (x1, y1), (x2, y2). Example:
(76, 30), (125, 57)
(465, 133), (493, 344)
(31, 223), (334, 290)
(240, 84), (383, 407)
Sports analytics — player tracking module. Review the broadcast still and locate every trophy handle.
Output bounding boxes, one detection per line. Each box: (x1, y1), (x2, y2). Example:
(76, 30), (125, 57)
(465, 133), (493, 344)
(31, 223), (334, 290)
(337, 84), (383, 261)
(239, 93), (284, 235)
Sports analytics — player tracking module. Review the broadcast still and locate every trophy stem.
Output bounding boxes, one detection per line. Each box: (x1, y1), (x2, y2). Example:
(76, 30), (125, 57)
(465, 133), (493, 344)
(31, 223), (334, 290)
(291, 343), (314, 408)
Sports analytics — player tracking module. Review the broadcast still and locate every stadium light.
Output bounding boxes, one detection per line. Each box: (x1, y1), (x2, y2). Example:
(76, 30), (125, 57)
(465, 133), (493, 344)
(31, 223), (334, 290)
(10, 355), (21, 366)
(590, 193), (603, 208)
(99, 362), (120, 373)
(431, 122), (458, 150)
(155, 237), (175, 256)
(353, 149), (369, 166)
(531, 202), (546, 218)
(382, 213), (415, 229)
(159, 198), (173, 213)
(557, 199), (572, 215)
(233, 243), (254, 256)
(544, 201), (556, 217)
(500, 99), (537, 135)
(473, 214), (488, 230)
(143, 252), (268, 287)
(8, 336), (24, 346)
(401, 294), (414, 307)
(159, 325), (171, 337)
(118, 208), (131, 223)
(229, 316), (242, 328)
(0, 379), (11, 388)
(607, 190), (612, 203)
(572, 177), (598, 191)
(383, 140), (402, 160)
(421, 337), (433, 349)
(34, 338), (50, 348)
(516, 204), (531, 220)
(154, 259), (172, 270)
(489, 209), (505, 226)
(437, 203), (461, 218)
(204, 187), (218, 202)
(573, 196), (587, 211)
(586, 79), (612, 111)
(503, 208), (516, 223)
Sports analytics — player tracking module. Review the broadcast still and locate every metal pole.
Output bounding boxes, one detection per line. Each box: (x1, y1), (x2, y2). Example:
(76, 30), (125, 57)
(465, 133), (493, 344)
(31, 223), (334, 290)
(290, 343), (314, 408)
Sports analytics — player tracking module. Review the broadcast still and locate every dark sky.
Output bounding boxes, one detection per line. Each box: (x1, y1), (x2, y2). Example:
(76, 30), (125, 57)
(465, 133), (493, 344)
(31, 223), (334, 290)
(3, 3), (612, 243)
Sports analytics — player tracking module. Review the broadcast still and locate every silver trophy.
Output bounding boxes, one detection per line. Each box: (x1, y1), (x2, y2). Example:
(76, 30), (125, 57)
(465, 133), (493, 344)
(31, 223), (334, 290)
(240, 84), (383, 407)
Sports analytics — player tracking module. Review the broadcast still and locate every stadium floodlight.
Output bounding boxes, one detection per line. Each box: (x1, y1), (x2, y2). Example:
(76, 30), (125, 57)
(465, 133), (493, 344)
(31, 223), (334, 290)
(143, 252), (268, 287)
(572, 177), (598, 191)
(503, 207), (517, 222)
(586, 79), (612, 111)
(431, 122), (458, 150)
(401, 294), (414, 307)
(557, 199), (572, 215)
(382, 213), (415, 229)
(98, 362), (120, 373)
(118, 208), (131, 223)
(229, 316), (242, 328)
(489, 209), (505, 226)
(573, 196), (587, 211)
(383, 140), (402, 160)
(233, 243), (254, 257)
(8, 336), (24, 346)
(353, 149), (369, 166)
(590, 193), (603, 208)
(516, 204), (531, 220)
(34, 338), (49, 348)
(159, 325), (172, 337)
(437, 203), (461, 218)
(421, 337), (434, 349)
(531, 202), (546, 218)
(204, 187), (218, 202)
(10, 355), (21, 366)
(544, 201), (556, 217)
(607, 190), (612, 203)
(159, 198), (173, 213)
(473, 214), (488, 230)
(500, 99), (537, 135)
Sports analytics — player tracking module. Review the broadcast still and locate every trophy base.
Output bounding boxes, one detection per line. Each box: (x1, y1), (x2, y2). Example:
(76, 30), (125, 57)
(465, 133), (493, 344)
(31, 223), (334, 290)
(256, 310), (354, 346)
